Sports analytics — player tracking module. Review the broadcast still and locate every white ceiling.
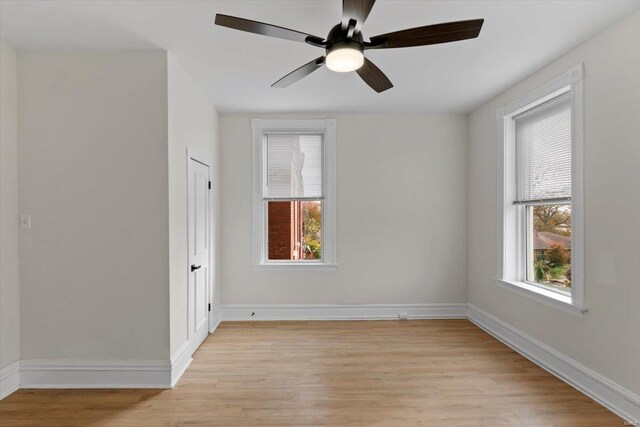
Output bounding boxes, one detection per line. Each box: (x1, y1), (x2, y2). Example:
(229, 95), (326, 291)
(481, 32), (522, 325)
(1, 1), (638, 113)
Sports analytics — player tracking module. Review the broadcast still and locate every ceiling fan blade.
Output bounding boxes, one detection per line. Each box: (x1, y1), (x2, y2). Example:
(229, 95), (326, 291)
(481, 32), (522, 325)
(272, 57), (326, 88)
(343, 0), (376, 31)
(356, 57), (393, 93)
(215, 14), (323, 44)
(368, 19), (484, 49)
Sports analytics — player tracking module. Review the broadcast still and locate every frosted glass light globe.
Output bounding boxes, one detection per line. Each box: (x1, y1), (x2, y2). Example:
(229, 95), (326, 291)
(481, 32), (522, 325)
(326, 47), (364, 72)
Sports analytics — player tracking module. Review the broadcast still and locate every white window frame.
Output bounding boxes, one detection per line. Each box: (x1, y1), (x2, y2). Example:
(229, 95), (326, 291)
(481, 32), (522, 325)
(496, 63), (585, 315)
(251, 118), (337, 271)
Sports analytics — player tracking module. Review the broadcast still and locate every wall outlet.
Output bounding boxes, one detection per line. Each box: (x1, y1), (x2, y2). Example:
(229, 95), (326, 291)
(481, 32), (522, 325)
(398, 312), (409, 320)
(20, 214), (31, 230)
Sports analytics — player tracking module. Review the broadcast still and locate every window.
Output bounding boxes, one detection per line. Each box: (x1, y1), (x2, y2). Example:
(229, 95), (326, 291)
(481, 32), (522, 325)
(497, 64), (584, 314)
(516, 94), (572, 293)
(252, 119), (336, 270)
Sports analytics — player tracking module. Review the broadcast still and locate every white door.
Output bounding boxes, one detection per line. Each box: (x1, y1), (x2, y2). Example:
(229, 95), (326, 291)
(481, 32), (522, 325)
(188, 157), (210, 353)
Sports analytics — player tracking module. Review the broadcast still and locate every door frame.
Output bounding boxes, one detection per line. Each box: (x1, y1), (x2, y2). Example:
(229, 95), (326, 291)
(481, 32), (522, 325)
(186, 148), (212, 355)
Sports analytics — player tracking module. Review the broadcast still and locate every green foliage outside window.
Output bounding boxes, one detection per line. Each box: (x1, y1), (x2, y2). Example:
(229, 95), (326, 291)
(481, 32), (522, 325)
(303, 202), (322, 259)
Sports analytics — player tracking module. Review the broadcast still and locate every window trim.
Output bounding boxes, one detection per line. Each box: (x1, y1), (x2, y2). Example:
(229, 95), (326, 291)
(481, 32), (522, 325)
(251, 119), (337, 271)
(496, 63), (585, 315)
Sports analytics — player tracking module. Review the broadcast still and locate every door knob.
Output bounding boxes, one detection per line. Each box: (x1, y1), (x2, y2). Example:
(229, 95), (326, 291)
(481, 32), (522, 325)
(191, 264), (202, 272)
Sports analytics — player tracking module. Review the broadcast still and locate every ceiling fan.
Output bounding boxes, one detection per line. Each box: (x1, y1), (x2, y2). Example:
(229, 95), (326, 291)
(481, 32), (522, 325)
(214, 0), (484, 93)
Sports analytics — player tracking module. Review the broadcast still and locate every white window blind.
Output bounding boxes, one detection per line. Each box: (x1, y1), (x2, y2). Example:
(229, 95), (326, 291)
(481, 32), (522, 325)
(264, 133), (323, 199)
(515, 92), (572, 203)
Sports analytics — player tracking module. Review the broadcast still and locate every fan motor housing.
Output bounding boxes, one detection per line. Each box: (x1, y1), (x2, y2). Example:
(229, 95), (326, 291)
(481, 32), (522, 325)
(325, 23), (364, 56)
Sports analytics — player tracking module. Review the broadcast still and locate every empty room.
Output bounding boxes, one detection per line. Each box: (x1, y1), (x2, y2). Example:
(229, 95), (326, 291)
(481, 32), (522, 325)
(0, 0), (639, 425)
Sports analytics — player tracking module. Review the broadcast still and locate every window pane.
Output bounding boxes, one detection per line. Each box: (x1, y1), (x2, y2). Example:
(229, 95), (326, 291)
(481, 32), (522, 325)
(265, 134), (323, 198)
(267, 201), (322, 261)
(528, 204), (572, 293)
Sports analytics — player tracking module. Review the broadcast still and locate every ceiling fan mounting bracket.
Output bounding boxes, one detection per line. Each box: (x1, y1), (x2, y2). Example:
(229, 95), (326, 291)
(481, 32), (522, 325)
(346, 19), (357, 39)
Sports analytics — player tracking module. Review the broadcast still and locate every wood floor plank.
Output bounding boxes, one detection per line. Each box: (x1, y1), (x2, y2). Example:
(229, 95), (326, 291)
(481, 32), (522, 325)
(0, 320), (624, 426)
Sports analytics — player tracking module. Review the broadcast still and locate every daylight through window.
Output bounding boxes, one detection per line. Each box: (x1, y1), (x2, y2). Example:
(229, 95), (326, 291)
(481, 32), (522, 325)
(515, 92), (572, 295)
(264, 133), (323, 261)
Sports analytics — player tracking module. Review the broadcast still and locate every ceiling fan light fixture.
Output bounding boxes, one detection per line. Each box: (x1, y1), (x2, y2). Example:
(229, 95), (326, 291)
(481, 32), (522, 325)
(326, 45), (364, 72)
(214, 0), (484, 92)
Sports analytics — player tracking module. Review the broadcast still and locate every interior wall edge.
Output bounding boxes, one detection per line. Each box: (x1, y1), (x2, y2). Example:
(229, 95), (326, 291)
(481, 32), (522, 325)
(0, 361), (20, 400)
(0, 41), (20, 373)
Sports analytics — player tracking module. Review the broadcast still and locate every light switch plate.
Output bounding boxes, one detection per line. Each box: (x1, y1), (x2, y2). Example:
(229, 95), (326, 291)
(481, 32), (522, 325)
(20, 214), (31, 230)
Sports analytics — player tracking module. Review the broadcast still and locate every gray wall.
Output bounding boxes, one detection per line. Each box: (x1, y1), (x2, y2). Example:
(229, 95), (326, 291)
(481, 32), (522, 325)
(468, 11), (640, 395)
(0, 42), (20, 370)
(18, 52), (171, 360)
(220, 113), (469, 305)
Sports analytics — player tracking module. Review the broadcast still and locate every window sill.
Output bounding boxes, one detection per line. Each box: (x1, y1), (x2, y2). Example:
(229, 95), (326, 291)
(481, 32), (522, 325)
(495, 279), (586, 316)
(253, 262), (338, 272)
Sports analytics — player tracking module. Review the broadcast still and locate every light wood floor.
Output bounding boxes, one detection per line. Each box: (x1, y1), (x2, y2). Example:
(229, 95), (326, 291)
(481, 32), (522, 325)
(0, 320), (623, 426)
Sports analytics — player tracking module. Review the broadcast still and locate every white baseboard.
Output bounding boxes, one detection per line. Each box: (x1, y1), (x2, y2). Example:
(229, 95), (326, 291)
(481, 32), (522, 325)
(170, 308), (223, 388)
(220, 303), (468, 321)
(467, 304), (640, 424)
(3, 303), (638, 425)
(0, 361), (20, 400)
(209, 308), (222, 332)
(170, 342), (192, 388)
(18, 359), (172, 389)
